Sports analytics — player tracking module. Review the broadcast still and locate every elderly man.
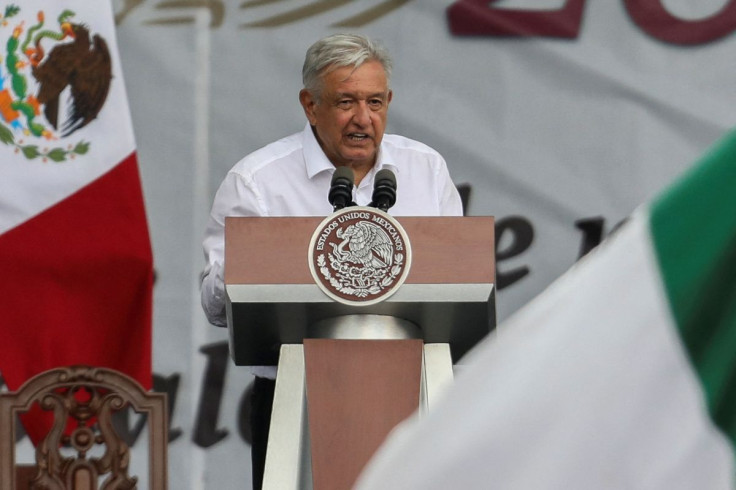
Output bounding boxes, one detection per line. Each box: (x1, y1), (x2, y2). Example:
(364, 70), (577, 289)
(201, 33), (462, 489)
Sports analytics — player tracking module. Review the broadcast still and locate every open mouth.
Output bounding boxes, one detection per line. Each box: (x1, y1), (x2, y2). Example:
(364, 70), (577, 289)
(347, 133), (369, 142)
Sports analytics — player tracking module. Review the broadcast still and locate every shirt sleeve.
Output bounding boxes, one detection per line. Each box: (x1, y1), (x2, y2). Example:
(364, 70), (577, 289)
(436, 156), (464, 217)
(201, 170), (265, 327)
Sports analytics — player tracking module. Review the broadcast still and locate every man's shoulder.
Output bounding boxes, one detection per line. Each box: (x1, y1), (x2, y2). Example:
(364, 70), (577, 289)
(382, 133), (442, 158)
(230, 131), (304, 176)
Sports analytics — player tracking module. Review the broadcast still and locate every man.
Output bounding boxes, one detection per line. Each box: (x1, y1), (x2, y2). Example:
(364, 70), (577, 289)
(201, 33), (462, 489)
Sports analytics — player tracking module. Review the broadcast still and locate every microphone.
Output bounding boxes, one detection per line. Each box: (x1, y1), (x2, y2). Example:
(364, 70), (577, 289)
(328, 166), (355, 211)
(370, 169), (397, 212)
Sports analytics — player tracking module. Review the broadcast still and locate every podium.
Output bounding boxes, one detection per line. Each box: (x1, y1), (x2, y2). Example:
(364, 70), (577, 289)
(225, 214), (495, 489)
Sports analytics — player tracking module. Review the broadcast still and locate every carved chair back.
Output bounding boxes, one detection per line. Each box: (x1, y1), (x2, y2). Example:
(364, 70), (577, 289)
(0, 366), (167, 490)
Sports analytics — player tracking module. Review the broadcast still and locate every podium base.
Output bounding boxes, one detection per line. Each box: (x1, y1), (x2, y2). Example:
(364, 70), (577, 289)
(262, 316), (453, 490)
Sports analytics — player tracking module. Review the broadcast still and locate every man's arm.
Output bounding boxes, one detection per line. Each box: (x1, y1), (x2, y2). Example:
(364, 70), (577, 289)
(201, 171), (265, 327)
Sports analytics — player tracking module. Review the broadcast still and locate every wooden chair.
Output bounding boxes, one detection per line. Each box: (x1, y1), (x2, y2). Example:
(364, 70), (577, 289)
(0, 365), (167, 489)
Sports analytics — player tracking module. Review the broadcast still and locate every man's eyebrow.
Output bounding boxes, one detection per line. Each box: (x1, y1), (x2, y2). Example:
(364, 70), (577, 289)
(334, 91), (388, 99)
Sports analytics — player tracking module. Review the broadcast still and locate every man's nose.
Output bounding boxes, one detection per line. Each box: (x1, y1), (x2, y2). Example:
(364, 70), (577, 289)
(353, 102), (371, 126)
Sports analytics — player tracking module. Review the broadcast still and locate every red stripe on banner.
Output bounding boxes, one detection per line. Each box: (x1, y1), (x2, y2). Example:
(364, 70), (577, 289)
(0, 153), (153, 444)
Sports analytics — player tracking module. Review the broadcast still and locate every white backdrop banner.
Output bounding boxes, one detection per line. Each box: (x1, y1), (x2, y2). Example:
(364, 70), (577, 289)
(11, 0), (734, 488)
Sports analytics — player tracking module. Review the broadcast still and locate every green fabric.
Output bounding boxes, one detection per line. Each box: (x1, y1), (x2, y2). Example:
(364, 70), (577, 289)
(650, 129), (736, 446)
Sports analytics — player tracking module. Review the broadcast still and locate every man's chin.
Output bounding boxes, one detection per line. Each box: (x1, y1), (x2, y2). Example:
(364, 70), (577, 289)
(339, 148), (376, 165)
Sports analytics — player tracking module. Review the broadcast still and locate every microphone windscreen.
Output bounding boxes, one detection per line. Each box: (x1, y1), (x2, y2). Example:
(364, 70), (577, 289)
(371, 169), (397, 212)
(329, 166), (355, 210)
(375, 168), (396, 188)
(332, 166), (355, 186)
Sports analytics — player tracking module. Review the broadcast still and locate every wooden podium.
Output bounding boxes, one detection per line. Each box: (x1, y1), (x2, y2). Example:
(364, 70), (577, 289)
(225, 215), (495, 490)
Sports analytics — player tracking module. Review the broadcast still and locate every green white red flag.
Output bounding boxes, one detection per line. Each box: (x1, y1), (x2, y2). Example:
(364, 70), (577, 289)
(356, 130), (736, 489)
(0, 0), (153, 443)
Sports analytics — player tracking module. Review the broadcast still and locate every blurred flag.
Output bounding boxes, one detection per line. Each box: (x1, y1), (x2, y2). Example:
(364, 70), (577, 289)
(0, 1), (153, 443)
(355, 130), (736, 489)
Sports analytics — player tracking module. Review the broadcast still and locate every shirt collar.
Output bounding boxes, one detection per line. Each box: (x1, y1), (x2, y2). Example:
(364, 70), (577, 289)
(302, 122), (400, 179)
(303, 123), (335, 179)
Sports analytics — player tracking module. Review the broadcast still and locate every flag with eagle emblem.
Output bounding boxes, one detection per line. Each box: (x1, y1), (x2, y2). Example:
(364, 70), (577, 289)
(0, 0), (153, 443)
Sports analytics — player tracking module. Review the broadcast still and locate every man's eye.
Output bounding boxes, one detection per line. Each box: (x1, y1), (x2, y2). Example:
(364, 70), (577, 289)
(337, 100), (353, 108)
(369, 99), (383, 109)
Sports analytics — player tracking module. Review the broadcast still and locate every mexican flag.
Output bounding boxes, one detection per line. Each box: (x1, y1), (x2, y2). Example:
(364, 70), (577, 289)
(355, 129), (736, 489)
(0, 1), (153, 443)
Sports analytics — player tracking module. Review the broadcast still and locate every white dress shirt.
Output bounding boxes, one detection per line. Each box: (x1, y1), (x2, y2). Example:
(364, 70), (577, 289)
(201, 123), (462, 376)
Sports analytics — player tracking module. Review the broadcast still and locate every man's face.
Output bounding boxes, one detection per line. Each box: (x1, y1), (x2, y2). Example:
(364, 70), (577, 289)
(300, 60), (392, 174)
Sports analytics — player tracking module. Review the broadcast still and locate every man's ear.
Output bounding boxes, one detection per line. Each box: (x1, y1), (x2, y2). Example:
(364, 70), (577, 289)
(387, 89), (393, 106)
(299, 89), (317, 126)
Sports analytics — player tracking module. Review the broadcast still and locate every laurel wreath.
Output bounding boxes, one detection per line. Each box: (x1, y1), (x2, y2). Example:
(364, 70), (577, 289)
(317, 253), (404, 298)
(0, 124), (90, 162)
(382, 256), (404, 287)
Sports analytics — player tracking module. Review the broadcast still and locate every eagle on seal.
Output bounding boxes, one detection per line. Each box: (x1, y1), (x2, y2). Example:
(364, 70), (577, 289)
(332, 221), (393, 269)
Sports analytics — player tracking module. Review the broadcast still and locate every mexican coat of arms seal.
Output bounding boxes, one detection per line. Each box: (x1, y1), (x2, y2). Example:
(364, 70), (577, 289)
(308, 207), (412, 306)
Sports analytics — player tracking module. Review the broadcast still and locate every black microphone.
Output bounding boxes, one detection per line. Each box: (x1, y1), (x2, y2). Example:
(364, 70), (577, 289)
(370, 169), (397, 212)
(328, 166), (355, 211)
